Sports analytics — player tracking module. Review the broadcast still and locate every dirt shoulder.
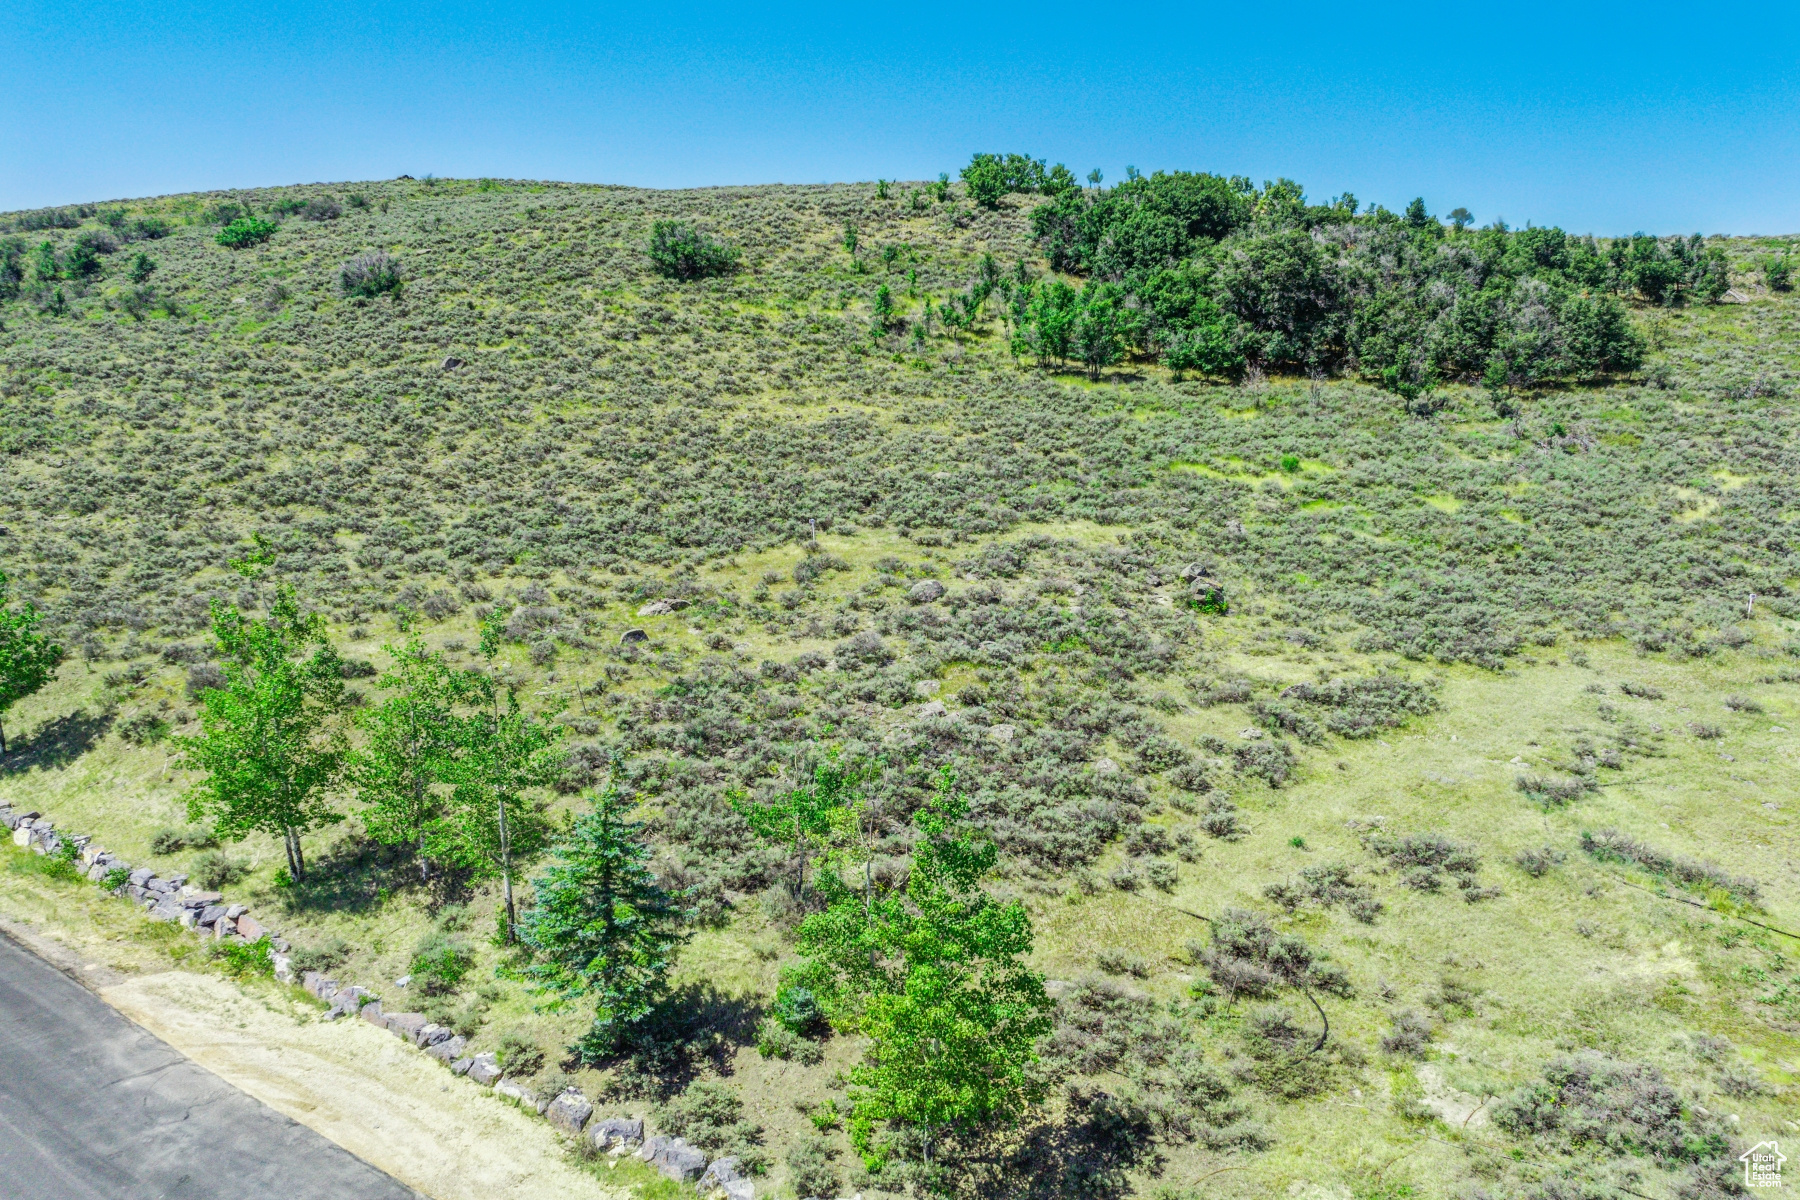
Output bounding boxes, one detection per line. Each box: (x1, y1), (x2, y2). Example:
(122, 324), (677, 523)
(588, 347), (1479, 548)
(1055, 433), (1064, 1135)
(0, 855), (624, 1200)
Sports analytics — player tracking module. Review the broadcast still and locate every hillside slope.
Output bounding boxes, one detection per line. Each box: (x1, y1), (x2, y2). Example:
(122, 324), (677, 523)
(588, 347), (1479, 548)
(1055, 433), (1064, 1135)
(2, 176), (1798, 1200)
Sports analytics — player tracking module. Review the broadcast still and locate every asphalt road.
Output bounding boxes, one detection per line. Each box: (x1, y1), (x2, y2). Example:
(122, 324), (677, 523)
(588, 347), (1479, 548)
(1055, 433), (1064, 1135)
(0, 930), (421, 1200)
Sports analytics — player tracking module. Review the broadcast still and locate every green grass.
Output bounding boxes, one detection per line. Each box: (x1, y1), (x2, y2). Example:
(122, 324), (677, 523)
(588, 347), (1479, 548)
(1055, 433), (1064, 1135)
(2, 178), (1798, 1199)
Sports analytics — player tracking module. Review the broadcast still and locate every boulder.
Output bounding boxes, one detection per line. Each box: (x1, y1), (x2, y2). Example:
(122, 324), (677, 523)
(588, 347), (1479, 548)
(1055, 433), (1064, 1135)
(917, 700), (947, 719)
(11, 827), (31, 848)
(546, 1089), (594, 1135)
(198, 905), (226, 927)
(225, 904), (247, 919)
(466, 1053), (501, 1086)
(426, 1035), (468, 1064)
(301, 972), (337, 1000)
(721, 1181), (753, 1200)
(1091, 757), (1120, 775)
(441, 355), (465, 371)
(494, 1079), (537, 1108)
(908, 579), (946, 604)
(619, 628), (649, 646)
(85, 863), (109, 883)
(324, 987), (371, 1020)
(148, 900), (183, 923)
(236, 914), (266, 942)
(988, 723), (1016, 745)
(416, 1023), (453, 1049)
(183, 891), (223, 908)
(636, 600), (674, 617)
(147, 877), (179, 895)
(450, 1057), (474, 1076)
(272, 953), (293, 984)
(128, 868), (155, 888)
(385, 1012), (427, 1043)
(700, 1157), (744, 1190)
(213, 917), (238, 939)
(644, 1136), (708, 1183)
(589, 1115), (644, 1150)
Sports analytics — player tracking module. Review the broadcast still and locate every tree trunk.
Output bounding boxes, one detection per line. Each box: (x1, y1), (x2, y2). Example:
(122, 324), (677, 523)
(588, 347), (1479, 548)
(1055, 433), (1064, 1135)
(499, 795), (514, 942)
(419, 830), (430, 884)
(283, 827), (305, 884)
(0, 720), (7, 757)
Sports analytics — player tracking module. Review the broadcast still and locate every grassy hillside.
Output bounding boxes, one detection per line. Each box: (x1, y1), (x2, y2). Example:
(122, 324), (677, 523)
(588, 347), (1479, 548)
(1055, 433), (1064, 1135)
(2, 175), (1798, 1200)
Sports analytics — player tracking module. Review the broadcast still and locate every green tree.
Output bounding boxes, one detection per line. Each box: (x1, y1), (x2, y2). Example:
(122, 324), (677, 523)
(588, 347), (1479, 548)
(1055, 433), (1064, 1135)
(179, 586), (348, 882)
(0, 570), (64, 757)
(960, 155), (1009, 209)
(216, 217), (277, 248)
(843, 222), (860, 256)
(1447, 207), (1474, 231)
(646, 221), (739, 280)
(436, 616), (565, 939)
(1764, 253), (1793, 292)
(519, 781), (690, 1059)
(128, 252), (156, 283)
(792, 771), (1053, 1173)
(348, 636), (484, 882)
(1072, 281), (1128, 379)
(29, 242), (58, 284)
(872, 283), (895, 328)
(732, 755), (861, 902)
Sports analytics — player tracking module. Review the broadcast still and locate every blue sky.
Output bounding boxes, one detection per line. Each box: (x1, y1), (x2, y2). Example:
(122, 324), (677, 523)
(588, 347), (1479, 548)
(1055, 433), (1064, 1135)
(5, 1), (1798, 233)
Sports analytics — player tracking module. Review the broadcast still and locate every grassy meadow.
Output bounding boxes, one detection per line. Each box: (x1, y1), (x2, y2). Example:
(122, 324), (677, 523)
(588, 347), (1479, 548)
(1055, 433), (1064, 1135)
(1, 174), (1798, 1200)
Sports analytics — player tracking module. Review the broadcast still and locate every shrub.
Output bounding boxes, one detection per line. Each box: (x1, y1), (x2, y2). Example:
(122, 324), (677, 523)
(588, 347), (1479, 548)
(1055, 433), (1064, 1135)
(657, 1080), (765, 1165)
(1493, 1054), (1726, 1166)
(1380, 1009), (1433, 1057)
(207, 936), (274, 980)
(1513, 846), (1566, 877)
(288, 936), (351, 976)
(754, 1017), (823, 1064)
(647, 221), (739, 280)
(787, 1133), (839, 1199)
(1515, 773), (1595, 808)
(1580, 828), (1759, 903)
(190, 850), (249, 889)
(1095, 947), (1150, 977)
(216, 218), (277, 248)
(494, 1030), (546, 1077)
(129, 216), (171, 240)
(410, 930), (473, 995)
(1723, 693), (1762, 713)
(118, 711), (171, 745)
(150, 826), (217, 855)
(1688, 722), (1724, 739)
(339, 251), (402, 298)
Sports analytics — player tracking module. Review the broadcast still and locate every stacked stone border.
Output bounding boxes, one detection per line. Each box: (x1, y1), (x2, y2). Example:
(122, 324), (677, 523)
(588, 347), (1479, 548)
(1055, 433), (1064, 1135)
(0, 800), (755, 1199)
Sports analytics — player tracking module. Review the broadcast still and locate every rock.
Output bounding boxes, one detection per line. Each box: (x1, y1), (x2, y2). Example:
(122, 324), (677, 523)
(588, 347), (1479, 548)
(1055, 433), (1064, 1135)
(917, 700), (947, 719)
(546, 1089), (594, 1135)
(148, 900), (183, 923)
(1091, 757), (1120, 775)
(494, 1079), (537, 1108)
(908, 579), (946, 604)
(235, 914), (266, 942)
(700, 1157), (744, 1189)
(426, 1035), (468, 1064)
(988, 723), (1016, 744)
(11, 827), (30, 848)
(272, 953), (293, 983)
(722, 1180), (754, 1200)
(913, 679), (941, 697)
(637, 600), (674, 617)
(183, 891), (223, 908)
(466, 1053), (501, 1086)
(165, 875), (188, 889)
(85, 863), (109, 883)
(590, 1115), (644, 1150)
(441, 355), (464, 370)
(128, 868), (155, 888)
(619, 628), (649, 645)
(213, 917), (238, 939)
(416, 1023), (453, 1049)
(225, 904), (247, 919)
(357, 1000), (385, 1026)
(301, 972), (337, 999)
(450, 1057), (474, 1076)
(324, 987), (371, 1020)
(79, 844), (104, 867)
(148, 877), (179, 895)
(1238, 727), (1264, 740)
(198, 905), (226, 927)
(178, 908), (199, 930)
(647, 1137), (708, 1183)
(385, 1013), (427, 1043)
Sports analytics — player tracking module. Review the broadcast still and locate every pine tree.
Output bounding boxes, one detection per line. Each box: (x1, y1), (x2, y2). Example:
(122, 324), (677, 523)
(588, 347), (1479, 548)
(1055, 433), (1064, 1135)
(179, 585), (347, 883)
(520, 781), (689, 1059)
(0, 569), (64, 757)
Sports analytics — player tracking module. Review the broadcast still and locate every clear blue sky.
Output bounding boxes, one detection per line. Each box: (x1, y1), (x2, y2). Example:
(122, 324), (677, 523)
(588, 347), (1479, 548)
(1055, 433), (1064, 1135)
(5, 0), (1799, 234)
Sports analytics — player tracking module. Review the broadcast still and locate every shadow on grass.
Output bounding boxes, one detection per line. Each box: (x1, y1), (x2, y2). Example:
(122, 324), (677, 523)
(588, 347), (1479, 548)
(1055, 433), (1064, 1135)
(932, 1087), (1166, 1200)
(273, 833), (421, 915)
(595, 982), (763, 1102)
(0, 709), (113, 774)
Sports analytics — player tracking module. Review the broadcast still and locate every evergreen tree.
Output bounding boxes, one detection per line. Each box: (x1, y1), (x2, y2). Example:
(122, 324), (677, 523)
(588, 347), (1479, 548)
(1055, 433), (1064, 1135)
(520, 781), (689, 1059)
(179, 585), (348, 883)
(0, 570), (64, 757)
